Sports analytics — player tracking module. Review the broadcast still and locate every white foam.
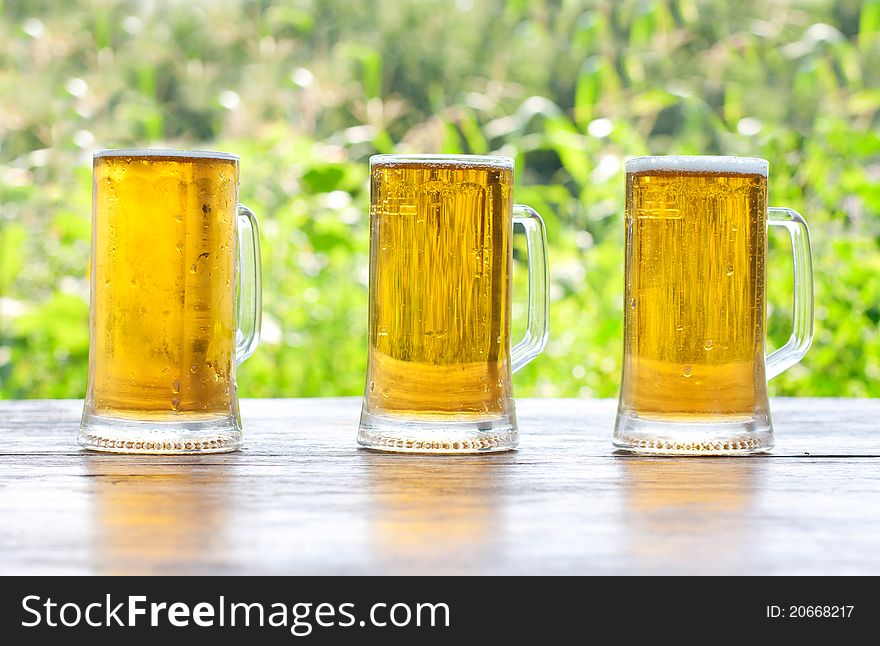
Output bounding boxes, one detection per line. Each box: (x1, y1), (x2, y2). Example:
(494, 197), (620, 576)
(94, 149), (238, 161)
(625, 155), (768, 177)
(371, 154), (513, 169)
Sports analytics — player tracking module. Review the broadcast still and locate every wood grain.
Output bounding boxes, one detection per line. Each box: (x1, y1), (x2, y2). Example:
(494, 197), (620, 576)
(0, 398), (878, 575)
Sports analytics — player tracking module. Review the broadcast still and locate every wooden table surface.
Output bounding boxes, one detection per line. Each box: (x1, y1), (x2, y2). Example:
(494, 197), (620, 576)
(1, 398), (878, 575)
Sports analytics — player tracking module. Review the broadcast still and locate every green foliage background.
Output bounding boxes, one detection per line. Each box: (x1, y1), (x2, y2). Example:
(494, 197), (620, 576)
(1, 0), (879, 399)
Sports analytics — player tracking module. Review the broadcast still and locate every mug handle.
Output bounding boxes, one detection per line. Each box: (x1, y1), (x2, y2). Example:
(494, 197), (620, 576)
(766, 207), (813, 380)
(235, 204), (262, 364)
(511, 204), (549, 372)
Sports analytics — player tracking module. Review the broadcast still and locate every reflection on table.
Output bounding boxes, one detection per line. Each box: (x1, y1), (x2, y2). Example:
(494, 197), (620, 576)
(364, 456), (509, 572)
(87, 458), (234, 575)
(619, 458), (765, 574)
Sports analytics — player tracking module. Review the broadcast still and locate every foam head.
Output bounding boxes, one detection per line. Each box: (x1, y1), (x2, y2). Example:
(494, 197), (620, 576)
(370, 154), (514, 170)
(94, 149), (238, 161)
(625, 155), (768, 177)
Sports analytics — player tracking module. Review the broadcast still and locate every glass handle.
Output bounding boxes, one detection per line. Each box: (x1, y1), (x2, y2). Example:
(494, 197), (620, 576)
(766, 207), (813, 380)
(511, 204), (549, 373)
(235, 204), (262, 365)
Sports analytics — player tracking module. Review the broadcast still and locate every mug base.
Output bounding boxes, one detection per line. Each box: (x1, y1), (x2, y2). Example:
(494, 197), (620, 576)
(613, 411), (773, 456)
(78, 411), (243, 454)
(357, 411), (518, 453)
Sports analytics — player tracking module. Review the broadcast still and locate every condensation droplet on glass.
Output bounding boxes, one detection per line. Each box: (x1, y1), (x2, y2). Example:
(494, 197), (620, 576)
(630, 298), (636, 310)
(726, 265), (734, 276)
(190, 364), (198, 373)
(683, 365), (693, 377)
(171, 380), (181, 394)
(675, 324), (683, 331)
(171, 398), (180, 410)
(704, 339), (714, 350)
(190, 264), (197, 273)
(129, 279), (137, 287)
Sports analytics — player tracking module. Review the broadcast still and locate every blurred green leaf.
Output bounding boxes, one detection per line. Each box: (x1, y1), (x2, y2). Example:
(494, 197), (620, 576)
(300, 164), (348, 193)
(860, 0), (880, 43)
(0, 222), (27, 296)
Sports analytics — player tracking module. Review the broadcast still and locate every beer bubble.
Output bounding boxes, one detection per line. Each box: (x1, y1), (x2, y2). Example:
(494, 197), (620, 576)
(683, 365), (693, 377)
(129, 279), (137, 287)
(704, 339), (714, 350)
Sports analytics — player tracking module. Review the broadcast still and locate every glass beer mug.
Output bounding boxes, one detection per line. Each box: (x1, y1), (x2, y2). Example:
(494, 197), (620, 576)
(79, 149), (261, 453)
(614, 156), (813, 454)
(358, 154), (549, 453)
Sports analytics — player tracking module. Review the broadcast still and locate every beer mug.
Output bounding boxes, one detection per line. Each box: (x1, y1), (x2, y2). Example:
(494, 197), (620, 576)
(358, 154), (549, 453)
(79, 149), (261, 453)
(614, 156), (813, 454)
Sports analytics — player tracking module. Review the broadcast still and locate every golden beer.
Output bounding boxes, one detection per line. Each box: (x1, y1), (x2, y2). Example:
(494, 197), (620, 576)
(615, 155), (813, 454)
(365, 158), (513, 417)
(90, 152), (238, 417)
(80, 149), (261, 454)
(358, 154), (549, 453)
(610, 155), (815, 455)
(621, 163), (768, 418)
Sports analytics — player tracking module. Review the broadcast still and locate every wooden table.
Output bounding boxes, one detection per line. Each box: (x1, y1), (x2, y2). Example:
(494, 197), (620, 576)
(1, 398), (878, 575)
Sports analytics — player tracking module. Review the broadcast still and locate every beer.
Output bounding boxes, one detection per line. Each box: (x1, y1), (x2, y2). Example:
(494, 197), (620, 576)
(89, 152), (238, 418)
(364, 158), (513, 419)
(620, 157), (768, 420)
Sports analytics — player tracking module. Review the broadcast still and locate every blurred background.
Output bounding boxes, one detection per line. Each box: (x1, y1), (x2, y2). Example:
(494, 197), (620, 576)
(0, 0), (878, 400)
